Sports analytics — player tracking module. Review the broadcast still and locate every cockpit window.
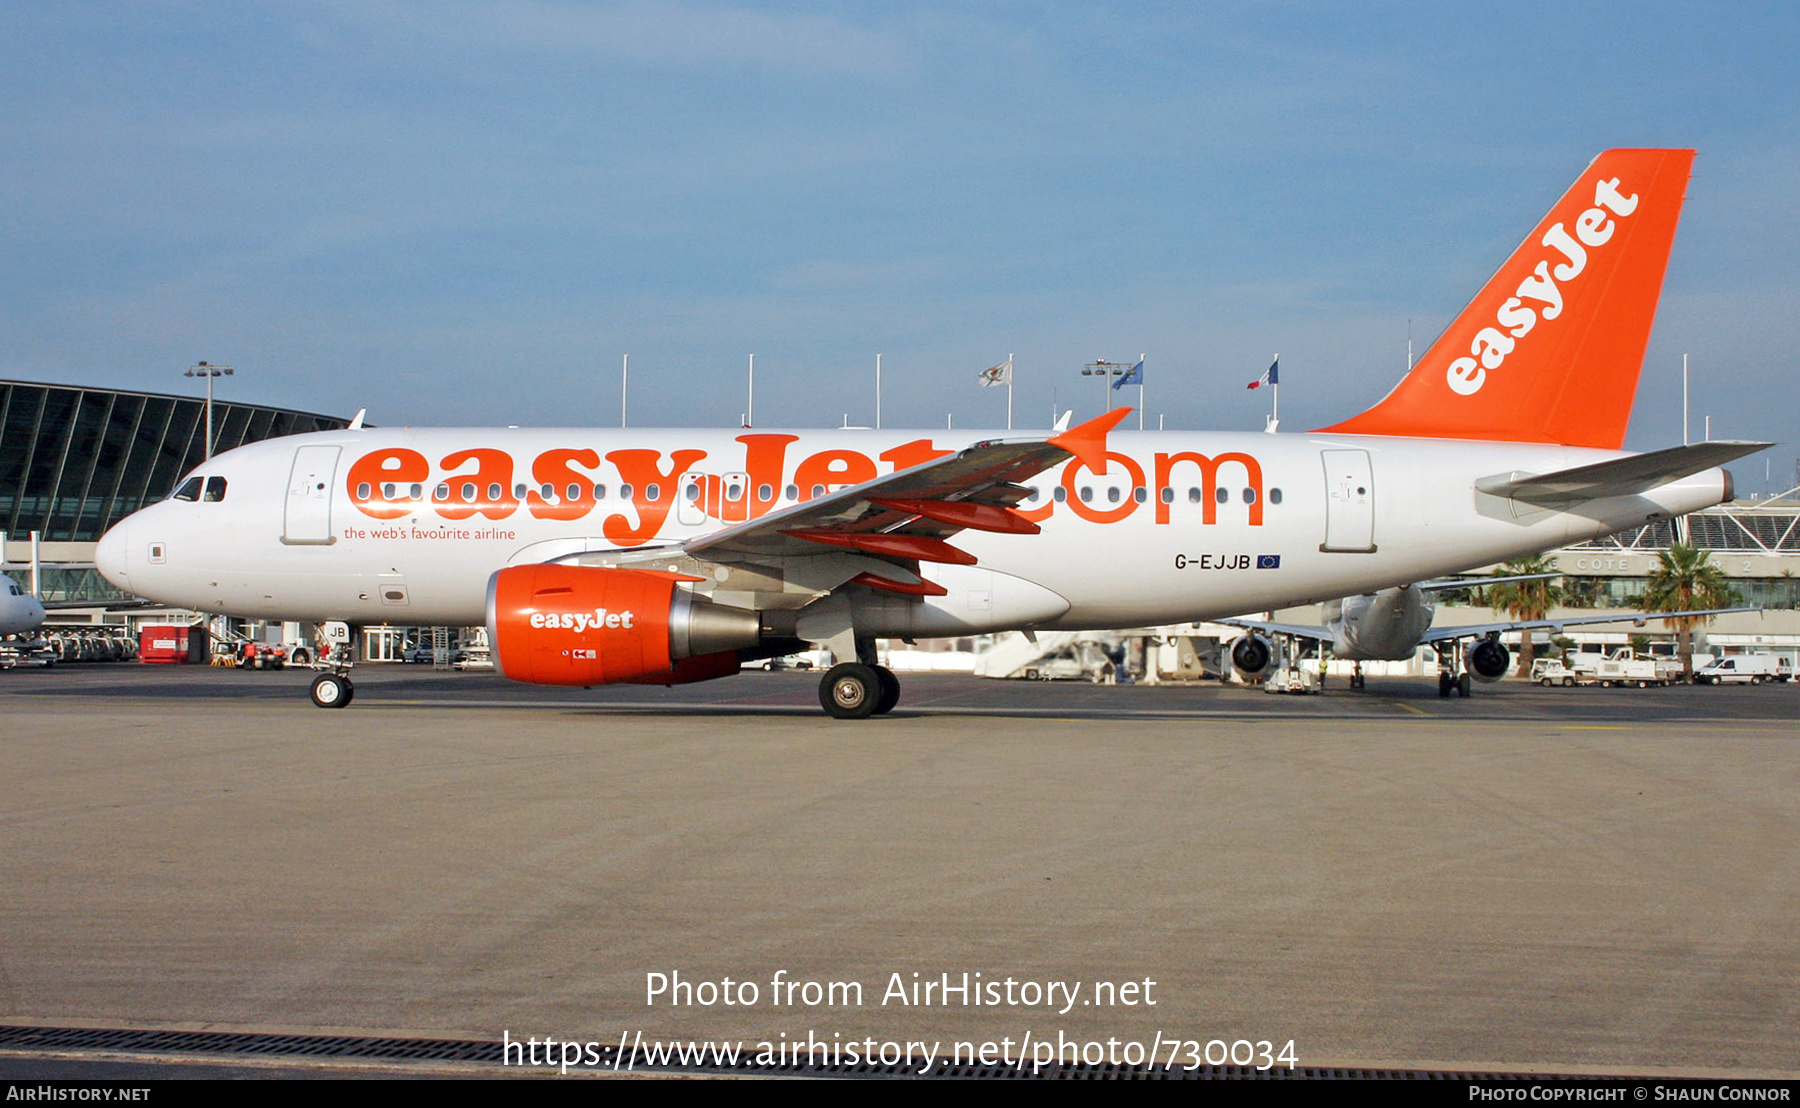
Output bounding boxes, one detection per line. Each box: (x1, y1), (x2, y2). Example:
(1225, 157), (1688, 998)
(172, 476), (204, 502)
(203, 476), (228, 502)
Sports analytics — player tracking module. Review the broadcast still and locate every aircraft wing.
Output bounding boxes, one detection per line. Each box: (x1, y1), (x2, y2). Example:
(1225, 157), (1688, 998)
(682, 409), (1131, 567)
(1418, 572), (1558, 593)
(1476, 441), (1770, 507)
(1421, 606), (1760, 645)
(1211, 618), (1335, 643)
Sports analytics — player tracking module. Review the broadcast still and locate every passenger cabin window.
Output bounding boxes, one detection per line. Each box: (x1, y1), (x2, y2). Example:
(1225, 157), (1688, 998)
(1269, 488), (1283, 505)
(172, 476), (203, 502)
(203, 477), (228, 502)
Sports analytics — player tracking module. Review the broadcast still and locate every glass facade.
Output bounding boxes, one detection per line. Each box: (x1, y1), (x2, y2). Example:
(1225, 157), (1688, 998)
(0, 380), (348, 543)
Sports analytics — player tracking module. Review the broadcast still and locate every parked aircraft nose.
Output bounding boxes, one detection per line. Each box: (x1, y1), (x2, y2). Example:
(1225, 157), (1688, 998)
(95, 521), (130, 590)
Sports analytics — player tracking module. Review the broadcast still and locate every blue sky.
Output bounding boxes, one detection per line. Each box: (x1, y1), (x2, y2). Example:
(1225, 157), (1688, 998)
(3, 3), (1795, 485)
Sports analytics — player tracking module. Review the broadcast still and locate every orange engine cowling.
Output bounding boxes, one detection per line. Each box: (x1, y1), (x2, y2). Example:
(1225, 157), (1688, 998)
(486, 564), (761, 686)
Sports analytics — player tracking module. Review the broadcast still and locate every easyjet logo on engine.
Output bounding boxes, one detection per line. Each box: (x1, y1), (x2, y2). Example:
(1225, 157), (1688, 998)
(1446, 176), (1639, 396)
(529, 609), (636, 631)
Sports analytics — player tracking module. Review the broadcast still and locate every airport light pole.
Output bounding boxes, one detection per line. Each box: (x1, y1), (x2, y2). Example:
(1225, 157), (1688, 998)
(185, 362), (234, 459)
(1082, 358), (1137, 414)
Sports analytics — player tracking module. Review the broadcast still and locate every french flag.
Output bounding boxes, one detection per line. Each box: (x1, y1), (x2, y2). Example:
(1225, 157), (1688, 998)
(1247, 357), (1279, 390)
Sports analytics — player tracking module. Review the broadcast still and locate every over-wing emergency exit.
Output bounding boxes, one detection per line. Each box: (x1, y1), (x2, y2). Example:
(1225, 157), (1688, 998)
(94, 149), (1768, 716)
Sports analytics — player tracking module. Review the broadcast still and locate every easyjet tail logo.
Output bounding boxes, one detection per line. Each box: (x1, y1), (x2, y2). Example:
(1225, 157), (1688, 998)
(1446, 176), (1639, 396)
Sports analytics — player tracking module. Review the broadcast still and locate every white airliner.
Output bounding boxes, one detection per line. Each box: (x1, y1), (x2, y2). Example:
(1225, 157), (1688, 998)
(1217, 575), (1748, 697)
(94, 148), (1767, 716)
(0, 579), (47, 637)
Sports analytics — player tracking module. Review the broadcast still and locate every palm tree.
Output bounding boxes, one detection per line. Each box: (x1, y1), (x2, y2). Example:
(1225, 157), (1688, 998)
(1643, 542), (1737, 679)
(1485, 555), (1564, 676)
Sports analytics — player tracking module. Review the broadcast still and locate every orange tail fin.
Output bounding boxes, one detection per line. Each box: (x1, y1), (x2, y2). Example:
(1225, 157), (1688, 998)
(1318, 148), (1694, 449)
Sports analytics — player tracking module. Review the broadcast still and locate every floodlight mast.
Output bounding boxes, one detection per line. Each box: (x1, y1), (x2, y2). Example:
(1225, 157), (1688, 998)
(184, 362), (234, 459)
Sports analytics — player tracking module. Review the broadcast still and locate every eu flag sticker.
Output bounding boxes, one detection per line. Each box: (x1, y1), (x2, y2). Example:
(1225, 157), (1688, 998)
(1255, 554), (1281, 569)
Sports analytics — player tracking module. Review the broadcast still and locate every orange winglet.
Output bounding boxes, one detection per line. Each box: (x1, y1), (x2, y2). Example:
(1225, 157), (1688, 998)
(1049, 407), (1132, 472)
(783, 529), (978, 565)
(850, 571), (949, 597)
(868, 498), (1042, 535)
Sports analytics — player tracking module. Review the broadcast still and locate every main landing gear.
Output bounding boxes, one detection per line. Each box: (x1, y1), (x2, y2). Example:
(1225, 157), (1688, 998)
(1434, 642), (1472, 698)
(818, 643), (901, 720)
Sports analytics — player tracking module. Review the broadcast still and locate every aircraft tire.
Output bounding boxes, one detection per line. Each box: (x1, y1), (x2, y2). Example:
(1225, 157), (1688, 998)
(1458, 674), (1471, 698)
(310, 673), (353, 709)
(820, 663), (880, 720)
(872, 666), (901, 715)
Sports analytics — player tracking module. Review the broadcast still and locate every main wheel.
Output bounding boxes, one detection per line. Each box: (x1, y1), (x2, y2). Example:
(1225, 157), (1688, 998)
(819, 663), (880, 719)
(1457, 673), (1471, 698)
(310, 673), (353, 709)
(872, 665), (901, 715)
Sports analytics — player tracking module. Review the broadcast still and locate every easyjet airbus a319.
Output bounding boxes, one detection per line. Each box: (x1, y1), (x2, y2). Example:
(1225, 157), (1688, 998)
(95, 149), (1766, 716)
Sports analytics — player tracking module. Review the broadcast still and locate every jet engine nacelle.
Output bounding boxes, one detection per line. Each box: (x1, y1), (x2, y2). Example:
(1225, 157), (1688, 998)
(1466, 638), (1511, 683)
(487, 564), (761, 686)
(1230, 634), (1275, 680)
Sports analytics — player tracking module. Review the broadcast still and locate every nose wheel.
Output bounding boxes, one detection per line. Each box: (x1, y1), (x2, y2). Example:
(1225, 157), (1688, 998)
(310, 672), (354, 709)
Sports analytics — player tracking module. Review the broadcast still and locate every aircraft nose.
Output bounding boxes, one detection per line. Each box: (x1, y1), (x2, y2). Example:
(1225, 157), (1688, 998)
(95, 520), (130, 590)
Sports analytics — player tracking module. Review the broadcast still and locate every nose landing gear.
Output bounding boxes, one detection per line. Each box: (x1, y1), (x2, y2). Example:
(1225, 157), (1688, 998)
(309, 671), (354, 708)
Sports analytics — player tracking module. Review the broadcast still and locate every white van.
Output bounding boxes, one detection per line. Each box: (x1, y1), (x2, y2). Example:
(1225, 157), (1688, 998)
(1694, 654), (1793, 685)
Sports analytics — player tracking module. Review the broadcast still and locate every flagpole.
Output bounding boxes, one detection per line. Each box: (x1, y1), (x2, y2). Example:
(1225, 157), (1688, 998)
(1138, 352), (1145, 430)
(747, 353), (754, 428)
(1270, 354), (1279, 432)
(1007, 353), (1014, 431)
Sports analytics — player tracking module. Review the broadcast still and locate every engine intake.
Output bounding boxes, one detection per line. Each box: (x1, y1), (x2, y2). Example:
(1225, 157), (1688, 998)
(487, 564), (761, 686)
(1230, 633), (1274, 680)
(1466, 637), (1511, 683)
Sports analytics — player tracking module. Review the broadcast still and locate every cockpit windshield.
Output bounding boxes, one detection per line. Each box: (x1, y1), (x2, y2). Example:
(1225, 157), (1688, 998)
(171, 476), (203, 502)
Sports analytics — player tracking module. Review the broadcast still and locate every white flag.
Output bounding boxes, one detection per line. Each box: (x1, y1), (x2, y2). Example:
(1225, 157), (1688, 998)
(978, 357), (1013, 387)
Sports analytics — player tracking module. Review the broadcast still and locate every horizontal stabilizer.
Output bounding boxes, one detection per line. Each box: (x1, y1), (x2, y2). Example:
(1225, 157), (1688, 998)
(1476, 441), (1770, 507)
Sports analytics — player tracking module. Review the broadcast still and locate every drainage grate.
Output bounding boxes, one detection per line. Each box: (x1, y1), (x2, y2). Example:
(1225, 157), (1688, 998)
(0, 1026), (1626, 1080)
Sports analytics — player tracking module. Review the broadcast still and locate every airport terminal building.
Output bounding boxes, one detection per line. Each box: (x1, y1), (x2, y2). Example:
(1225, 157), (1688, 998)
(0, 379), (349, 605)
